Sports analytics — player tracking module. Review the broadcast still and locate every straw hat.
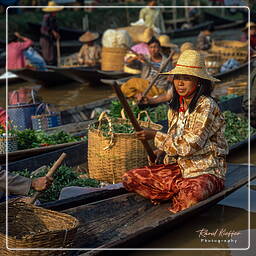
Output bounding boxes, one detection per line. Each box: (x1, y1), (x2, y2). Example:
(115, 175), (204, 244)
(141, 28), (154, 43)
(79, 31), (99, 43)
(158, 35), (178, 48)
(180, 42), (195, 53)
(242, 22), (256, 31)
(161, 50), (220, 82)
(42, 1), (64, 12)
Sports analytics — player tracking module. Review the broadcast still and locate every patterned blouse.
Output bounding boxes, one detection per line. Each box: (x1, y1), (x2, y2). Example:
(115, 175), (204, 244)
(154, 96), (229, 180)
(77, 44), (101, 66)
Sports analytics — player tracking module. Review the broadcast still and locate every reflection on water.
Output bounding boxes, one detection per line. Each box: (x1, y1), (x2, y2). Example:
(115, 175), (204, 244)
(0, 81), (114, 110)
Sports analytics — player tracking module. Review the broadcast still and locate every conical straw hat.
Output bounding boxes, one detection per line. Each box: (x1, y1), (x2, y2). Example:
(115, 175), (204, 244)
(79, 31), (99, 43)
(158, 35), (178, 48)
(42, 1), (64, 12)
(161, 50), (220, 82)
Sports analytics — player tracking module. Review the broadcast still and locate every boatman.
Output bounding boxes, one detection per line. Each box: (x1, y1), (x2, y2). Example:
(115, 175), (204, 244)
(40, 1), (63, 66)
(196, 23), (215, 51)
(121, 37), (171, 100)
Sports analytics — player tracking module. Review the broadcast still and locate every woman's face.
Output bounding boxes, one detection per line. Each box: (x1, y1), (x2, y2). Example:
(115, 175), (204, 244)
(148, 42), (161, 57)
(173, 74), (199, 97)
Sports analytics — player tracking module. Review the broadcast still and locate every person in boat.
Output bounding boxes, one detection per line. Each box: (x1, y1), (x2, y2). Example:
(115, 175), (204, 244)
(0, 167), (53, 203)
(138, 41), (195, 105)
(122, 49), (228, 213)
(196, 23), (215, 51)
(241, 22), (256, 56)
(77, 31), (101, 67)
(121, 36), (171, 100)
(39, 1), (63, 66)
(130, 1), (164, 34)
(123, 28), (153, 74)
(7, 32), (33, 70)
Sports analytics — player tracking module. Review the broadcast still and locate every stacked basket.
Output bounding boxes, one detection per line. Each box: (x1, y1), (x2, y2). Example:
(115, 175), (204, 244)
(0, 201), (79, 256)
(210, 40), (248, 64)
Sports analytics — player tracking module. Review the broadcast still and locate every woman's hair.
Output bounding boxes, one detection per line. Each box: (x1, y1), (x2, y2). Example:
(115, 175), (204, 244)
(8, 34), (18, 44)
(169, 76), (214, 113)
(147, 36), (161, 47)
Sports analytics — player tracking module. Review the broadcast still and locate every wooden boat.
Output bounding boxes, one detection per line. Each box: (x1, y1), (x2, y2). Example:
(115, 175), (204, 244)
(62, 164), (256, 252)
(51, 66), (131, 85)
(0, 141), (84, 164)
(203, 11), (242, 26)
(27, 22), (84, 41)
(0, 71), (25, 86)
(10, 68), (76, 86)
(215, 60), (250, 83)
(167, 21), (213, 38)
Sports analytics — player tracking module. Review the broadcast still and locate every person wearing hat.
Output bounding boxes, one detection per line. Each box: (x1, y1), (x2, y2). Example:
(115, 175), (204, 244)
(138, 41), (195, 105)
(158, 34), (178, 56)
(196, 23), (215, 51)
(123, 28), (153, 74)
(39, 1), (63, 66)
(121, 37), (172, 100)
(77, 31), (101, 66)
(122, 50), (228, 213)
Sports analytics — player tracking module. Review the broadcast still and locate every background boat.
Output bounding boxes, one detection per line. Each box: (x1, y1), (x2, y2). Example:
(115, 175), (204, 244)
(10, 68), (76, 86)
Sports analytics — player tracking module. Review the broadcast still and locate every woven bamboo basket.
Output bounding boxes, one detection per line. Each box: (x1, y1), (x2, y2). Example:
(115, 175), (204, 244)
(210, 40), (248, 63)
(0, 201), (79, 256)
(101, 47), (127, 71)
(88, 112), (163, 184)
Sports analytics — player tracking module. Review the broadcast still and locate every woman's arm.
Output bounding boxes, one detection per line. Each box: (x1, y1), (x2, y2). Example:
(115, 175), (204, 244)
(14, 32), (33, 50)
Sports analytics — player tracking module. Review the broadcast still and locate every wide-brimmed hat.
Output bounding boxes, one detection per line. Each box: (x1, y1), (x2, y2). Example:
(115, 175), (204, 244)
(180, 42), (195, 53)
(242, 22), (256, 31)
(42, 1), (64, 12)
(161, 50), (220, 82)
(79, 31), (99, 43)
(158, 35), (178, 48)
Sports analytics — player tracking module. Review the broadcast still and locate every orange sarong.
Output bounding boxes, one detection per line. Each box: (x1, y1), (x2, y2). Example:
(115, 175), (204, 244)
(122, 163), (224, 213)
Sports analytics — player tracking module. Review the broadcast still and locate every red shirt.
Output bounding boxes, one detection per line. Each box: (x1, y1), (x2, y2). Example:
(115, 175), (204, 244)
(251, 34), (256, 50)
(7, 38), (32, 70)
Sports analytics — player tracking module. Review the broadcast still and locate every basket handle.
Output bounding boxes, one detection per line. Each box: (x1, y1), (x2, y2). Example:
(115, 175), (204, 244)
(137, 110), (153, 122)
(35, 103), (51, 116)
(97, 111), (115, 150)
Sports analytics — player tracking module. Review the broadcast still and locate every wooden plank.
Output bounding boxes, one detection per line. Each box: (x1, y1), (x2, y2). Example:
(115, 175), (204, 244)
(63, 164), (256, 253)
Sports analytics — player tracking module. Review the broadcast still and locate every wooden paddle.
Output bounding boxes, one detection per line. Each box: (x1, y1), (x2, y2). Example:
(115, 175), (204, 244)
(139, 50), (175, 102)
(111, 81), (156, 163)
(56, 38), (61, 67)
(28, 153), (67, 204)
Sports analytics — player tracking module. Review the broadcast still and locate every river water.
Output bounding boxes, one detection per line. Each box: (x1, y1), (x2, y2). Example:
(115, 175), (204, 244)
(0, 26), (255, 255)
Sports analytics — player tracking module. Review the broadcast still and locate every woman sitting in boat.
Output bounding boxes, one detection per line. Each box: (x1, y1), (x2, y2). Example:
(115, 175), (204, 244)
(122, 50), (228, 213)
(7, 32), (33, 70)
(77, 31), (101, 67)
(121, 37), (171, 100)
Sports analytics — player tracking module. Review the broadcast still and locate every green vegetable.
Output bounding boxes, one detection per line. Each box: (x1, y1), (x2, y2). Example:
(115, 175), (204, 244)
(13, 165), (100, 203)
(223, 111), (256, 145)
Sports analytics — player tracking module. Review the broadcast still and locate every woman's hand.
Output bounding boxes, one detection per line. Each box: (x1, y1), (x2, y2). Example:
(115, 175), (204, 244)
(136, 128), (157, 141)
(148, 149), (165, 166)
